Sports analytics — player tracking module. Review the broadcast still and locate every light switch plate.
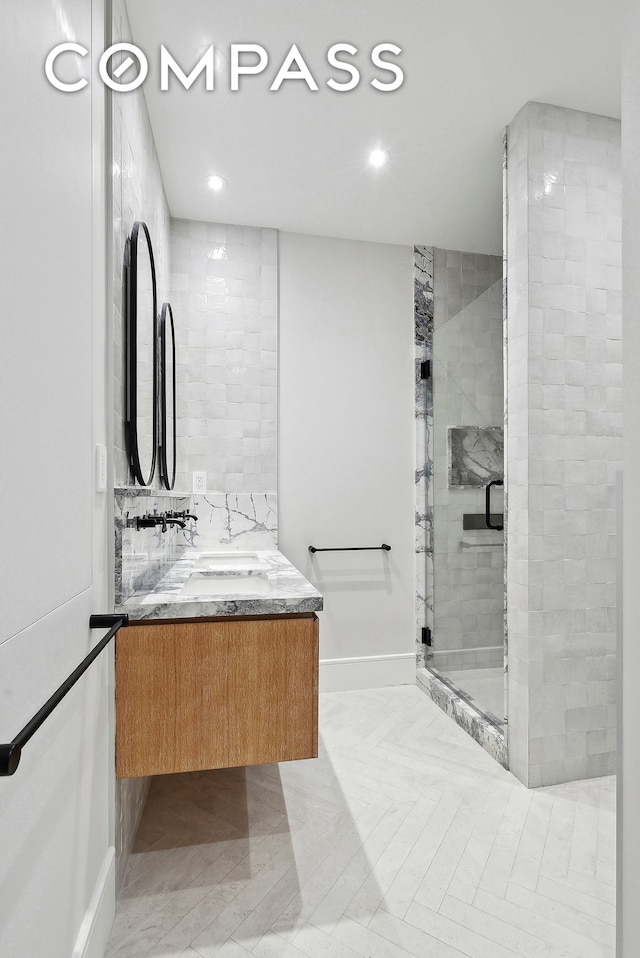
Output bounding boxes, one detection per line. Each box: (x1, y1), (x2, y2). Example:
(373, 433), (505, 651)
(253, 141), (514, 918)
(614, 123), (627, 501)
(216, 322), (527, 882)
(192, 471), (206, 494)
(96, 444), (107, 493)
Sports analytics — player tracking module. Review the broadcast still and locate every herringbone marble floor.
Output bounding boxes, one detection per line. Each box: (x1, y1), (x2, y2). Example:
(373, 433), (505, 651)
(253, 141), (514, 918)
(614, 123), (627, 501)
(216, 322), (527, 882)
(106, 685), (616, 958)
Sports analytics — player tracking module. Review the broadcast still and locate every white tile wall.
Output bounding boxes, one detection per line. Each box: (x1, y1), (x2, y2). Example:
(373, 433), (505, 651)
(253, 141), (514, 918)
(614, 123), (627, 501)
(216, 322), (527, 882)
(112, 0), (171, 489)
(506, 102), (621, 787)
(433, 248), (503, 328)
(170, 220), (278, 494)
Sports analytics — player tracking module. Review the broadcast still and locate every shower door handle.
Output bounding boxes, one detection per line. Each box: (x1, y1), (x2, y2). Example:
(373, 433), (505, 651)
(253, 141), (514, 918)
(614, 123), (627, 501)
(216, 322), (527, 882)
(485, 480), (504, 531)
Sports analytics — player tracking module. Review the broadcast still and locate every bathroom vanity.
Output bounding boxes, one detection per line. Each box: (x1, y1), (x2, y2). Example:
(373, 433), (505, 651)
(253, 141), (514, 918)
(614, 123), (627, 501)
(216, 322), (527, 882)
(115, 549), (322, 778)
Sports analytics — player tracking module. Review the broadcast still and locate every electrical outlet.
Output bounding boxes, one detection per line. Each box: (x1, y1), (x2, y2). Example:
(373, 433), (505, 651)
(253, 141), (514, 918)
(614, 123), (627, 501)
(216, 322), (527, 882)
(192, 471), (207, 494)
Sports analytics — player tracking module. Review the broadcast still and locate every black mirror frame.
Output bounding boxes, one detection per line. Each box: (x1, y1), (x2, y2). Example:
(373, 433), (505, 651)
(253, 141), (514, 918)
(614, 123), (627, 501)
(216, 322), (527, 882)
(124, 221), (158, 487)
(158, 301), (177, 490)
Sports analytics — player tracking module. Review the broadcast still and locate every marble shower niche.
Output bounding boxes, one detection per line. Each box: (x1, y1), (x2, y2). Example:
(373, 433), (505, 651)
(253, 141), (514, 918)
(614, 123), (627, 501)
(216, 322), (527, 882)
(448, 426), (503, 488)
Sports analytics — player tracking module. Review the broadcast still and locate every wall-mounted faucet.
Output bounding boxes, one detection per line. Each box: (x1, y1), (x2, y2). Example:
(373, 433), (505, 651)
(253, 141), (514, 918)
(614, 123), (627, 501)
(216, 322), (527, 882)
(165, 516), (186, 529)
(128, 510), (198, 534)
(133, 513), (167, 532)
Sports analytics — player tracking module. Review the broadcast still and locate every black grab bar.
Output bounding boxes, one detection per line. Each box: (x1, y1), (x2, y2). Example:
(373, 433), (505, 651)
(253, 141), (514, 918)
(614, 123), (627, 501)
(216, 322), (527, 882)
(309, 544), (391, 554)
(0, 613), (129, 777)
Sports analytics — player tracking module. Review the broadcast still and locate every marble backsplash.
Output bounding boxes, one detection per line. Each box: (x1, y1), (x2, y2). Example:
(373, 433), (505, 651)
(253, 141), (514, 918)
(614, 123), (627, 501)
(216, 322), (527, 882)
(115, 487), (278, 604)
(191, 492), (277, 551)
(115, 488), (191, 603)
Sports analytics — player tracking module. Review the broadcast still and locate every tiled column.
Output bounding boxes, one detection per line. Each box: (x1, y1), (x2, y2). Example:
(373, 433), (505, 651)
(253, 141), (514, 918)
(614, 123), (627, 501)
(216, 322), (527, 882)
(506, 102), (621, 787)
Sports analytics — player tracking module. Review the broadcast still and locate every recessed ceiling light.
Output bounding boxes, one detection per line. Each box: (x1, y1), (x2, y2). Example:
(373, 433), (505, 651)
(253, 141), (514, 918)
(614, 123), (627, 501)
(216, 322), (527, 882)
(207, 174), (227, 191)
(193, 42), (227, 75)
(369, 148), (390, 168)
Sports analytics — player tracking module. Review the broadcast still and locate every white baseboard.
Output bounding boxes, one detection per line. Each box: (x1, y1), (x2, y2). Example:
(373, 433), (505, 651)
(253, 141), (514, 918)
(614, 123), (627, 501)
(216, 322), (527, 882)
(319, 652), (415, 692)
(72, 846), (115, 958)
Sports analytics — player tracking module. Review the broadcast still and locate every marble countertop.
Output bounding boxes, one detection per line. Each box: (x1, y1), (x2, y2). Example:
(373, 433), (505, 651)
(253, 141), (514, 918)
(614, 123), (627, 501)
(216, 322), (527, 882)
(117, 549), (323, 621)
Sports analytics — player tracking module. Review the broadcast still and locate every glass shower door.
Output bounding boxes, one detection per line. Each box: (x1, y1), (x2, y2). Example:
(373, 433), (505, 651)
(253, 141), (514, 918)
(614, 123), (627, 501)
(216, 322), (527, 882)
(429, 278), (506, 725)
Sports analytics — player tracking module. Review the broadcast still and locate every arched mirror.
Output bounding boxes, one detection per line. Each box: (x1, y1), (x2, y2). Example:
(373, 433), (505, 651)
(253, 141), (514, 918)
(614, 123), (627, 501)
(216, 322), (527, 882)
(124, 221), (158, 486)
(158, 302), (177, 490)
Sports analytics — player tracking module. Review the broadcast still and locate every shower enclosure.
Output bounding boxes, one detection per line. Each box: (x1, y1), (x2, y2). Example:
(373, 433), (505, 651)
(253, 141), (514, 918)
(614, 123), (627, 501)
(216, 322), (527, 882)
(416, 246), (507, 754)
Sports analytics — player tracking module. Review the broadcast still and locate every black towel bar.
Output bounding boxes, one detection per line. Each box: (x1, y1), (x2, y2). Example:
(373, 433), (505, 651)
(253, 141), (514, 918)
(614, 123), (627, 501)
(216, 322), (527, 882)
(308, 544), (391, 554)
(0, 613), (129, 777)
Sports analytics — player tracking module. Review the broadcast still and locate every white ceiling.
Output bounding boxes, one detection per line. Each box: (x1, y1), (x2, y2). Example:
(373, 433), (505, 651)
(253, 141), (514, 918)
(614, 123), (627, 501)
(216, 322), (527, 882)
(125, 0), (622, 254)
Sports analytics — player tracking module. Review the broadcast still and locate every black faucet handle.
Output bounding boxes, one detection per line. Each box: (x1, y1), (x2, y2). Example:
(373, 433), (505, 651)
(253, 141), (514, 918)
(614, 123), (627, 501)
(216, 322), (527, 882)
(135, 512), (165, 531)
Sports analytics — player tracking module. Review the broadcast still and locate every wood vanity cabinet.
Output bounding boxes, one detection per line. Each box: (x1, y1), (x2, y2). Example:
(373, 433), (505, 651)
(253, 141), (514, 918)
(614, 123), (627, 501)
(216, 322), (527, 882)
(115, 613), (318, 778)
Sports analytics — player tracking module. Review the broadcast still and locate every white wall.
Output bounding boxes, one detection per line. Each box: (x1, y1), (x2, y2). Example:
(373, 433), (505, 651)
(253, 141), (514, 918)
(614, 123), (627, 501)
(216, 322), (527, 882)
(278, 233), (415, 691)
(0, 1), (113, 956)
(619, 4), (640, 953)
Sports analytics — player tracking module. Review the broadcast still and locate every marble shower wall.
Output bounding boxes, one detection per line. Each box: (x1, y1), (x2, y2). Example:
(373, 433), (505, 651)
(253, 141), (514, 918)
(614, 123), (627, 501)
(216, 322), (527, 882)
(414, 246), (434, 668)
(432, 274), (504, 672)
(170, 220), (278, 494)
(506, 102), (621, 787)
(448, 426), (503, 487)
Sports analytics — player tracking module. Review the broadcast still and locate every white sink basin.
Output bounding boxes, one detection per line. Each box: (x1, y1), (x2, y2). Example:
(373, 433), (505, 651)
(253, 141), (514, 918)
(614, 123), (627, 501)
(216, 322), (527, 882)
(181, 571), (270, 597)
(195, 551), (266, 571)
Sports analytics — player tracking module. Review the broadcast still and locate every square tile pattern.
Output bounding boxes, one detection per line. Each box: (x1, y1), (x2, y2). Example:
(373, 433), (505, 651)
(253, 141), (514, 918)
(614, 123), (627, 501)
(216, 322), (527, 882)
(106, 686), (615, 958)
(170, 220), (278, 494)
(506, 103), (621, 786)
